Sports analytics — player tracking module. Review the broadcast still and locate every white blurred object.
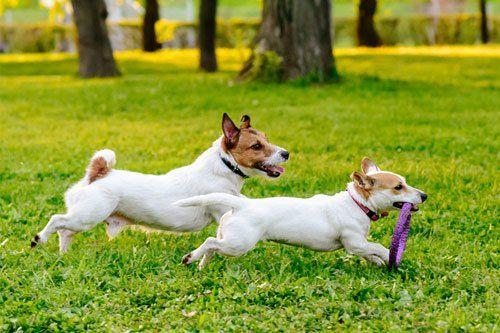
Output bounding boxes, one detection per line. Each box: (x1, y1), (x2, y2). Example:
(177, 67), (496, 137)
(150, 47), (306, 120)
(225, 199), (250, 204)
(106, 0), (144, 22)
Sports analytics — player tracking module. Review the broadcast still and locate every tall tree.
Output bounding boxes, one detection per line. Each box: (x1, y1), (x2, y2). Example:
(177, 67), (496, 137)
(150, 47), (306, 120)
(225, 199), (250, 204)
(143, 0), (162, 52)
(71, 0), (120, 78)
(357, 0), (381, 47)
(199, 0), (217, 72)
(480, 0), (489, 43)
(239, 0), (334, 82)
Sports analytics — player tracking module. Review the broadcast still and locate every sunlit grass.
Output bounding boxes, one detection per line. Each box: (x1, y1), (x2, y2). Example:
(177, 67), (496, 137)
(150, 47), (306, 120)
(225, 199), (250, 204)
(0, 47), (498, 331)
(336, 45), (500, 57)
(1, 45), (498, 66)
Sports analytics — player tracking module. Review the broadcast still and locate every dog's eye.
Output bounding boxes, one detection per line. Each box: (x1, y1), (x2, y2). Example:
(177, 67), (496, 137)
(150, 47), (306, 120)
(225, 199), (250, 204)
(394, 184), (403, 190)
(251, 143), (262, 150)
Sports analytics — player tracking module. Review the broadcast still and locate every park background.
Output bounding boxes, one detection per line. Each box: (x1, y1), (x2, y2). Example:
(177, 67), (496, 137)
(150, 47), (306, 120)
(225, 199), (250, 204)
(0, 0), (498, 331)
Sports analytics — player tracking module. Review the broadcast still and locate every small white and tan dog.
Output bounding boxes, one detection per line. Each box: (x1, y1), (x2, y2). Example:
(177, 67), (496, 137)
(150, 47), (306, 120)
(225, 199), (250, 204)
(176, 158), (427, 269)
(31, 114), (289, 252)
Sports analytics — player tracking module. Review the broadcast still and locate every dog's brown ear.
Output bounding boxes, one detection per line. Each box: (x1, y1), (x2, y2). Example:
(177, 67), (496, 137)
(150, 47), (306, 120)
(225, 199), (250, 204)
(361, 157), (380, 174)
(222, 113), (240, 148)
(351, 171), (375, 190)
(240, 115), (251, 129)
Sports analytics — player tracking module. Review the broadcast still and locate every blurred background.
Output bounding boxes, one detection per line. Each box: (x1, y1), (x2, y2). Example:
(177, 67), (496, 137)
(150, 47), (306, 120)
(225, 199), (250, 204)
(0, 0), (498, 54)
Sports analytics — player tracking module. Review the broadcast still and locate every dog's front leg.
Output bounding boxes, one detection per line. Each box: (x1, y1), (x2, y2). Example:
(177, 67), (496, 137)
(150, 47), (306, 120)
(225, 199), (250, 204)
(342, 232), (389, 267)
(105, 214), (130, 239)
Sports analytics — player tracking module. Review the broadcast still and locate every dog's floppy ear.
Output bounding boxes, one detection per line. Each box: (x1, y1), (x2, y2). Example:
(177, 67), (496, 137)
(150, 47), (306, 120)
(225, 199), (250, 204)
(240, 115), (251, 129)
(361, 157), (380, 174)
(222, 113), (240, 147)
(351, 171), (375, 190)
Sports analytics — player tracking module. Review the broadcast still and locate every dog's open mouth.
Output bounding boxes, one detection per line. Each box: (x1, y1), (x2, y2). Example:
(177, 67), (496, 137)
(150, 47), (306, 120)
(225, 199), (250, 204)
(393, 202), (419, 212)
(256, 164), (285, 178)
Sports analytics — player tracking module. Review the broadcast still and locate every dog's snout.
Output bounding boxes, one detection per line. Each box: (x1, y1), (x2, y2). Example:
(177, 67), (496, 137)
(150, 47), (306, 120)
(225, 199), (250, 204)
(420, 192), (428, 202)
(280, 150), (290, 160)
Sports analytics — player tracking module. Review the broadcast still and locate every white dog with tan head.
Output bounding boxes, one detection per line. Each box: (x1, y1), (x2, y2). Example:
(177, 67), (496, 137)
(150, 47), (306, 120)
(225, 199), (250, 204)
(31, 113), (289, 252)
(176, 158), (427, 269)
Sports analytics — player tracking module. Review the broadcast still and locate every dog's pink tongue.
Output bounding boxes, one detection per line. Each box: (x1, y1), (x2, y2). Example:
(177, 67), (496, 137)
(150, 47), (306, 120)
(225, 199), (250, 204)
(268, 166), (285, 174)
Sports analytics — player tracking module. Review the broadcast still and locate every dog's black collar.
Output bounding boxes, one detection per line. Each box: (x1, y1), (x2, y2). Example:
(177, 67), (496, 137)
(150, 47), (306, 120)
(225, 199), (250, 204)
(220, 155), (249, 179)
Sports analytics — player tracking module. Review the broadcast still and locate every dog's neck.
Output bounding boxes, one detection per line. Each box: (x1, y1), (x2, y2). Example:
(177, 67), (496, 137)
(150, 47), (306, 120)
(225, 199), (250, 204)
(191, 136), (246, 192)
(346, 182), (379, 214)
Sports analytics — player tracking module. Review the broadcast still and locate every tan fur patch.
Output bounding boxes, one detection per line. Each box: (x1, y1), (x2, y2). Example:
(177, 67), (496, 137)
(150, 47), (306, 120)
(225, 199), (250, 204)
(88, 157), (109, 183)
(223, 128), (275, 169)
(353, 185), (370, 200)
(371, 173), (407, 194)
(352, 172), (406, 199)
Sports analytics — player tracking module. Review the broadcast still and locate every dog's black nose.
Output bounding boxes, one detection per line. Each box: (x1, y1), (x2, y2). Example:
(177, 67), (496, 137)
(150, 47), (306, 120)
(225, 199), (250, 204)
(280, 151), (290, 160)
(420, 193), (428, 202)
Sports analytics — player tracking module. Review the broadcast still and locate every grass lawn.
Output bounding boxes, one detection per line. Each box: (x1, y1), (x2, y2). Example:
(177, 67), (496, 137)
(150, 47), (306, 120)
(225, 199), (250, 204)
(0, 47), (499, 331)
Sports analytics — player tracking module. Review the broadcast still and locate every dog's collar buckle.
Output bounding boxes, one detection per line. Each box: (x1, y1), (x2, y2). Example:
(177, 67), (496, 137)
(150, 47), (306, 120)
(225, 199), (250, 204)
(347, 188), (387, 222)
(220, 155), (249, 179)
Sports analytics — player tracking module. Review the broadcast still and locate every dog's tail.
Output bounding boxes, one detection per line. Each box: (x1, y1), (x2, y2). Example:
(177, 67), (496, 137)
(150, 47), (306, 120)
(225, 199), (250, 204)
(174, 193), (246, 210)
(86, 149), (116, 184)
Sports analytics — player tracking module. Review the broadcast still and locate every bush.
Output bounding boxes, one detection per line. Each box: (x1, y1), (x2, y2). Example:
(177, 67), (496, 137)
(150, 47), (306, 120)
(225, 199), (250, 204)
(0, 14), (498, 53)
(242, 51), (283, 82)
(0, 23), (73, 53)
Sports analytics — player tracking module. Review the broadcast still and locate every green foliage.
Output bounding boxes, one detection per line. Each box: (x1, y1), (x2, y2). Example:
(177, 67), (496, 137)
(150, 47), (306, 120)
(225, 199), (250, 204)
(376, 14), (500, 46)
(0, 23), (70, 52)
(8, 24), (55, 52)
(244, 50), (283, 82)
(0, 49), (499, 331)
(1, 14), (500, 53)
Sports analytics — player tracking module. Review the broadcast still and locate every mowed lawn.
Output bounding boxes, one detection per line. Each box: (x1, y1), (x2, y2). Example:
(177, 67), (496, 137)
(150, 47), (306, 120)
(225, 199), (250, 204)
(0, 47), (498, 331)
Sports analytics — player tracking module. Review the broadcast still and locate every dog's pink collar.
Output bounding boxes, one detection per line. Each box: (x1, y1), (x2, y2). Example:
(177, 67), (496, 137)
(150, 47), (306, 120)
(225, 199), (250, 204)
(347, 187), (388, 222)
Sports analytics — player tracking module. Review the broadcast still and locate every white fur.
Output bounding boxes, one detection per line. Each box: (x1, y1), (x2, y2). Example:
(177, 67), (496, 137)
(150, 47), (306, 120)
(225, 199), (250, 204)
(92, 149), (116, 168)
(33, 136), (286, 253)
(177, 170), (426, 270)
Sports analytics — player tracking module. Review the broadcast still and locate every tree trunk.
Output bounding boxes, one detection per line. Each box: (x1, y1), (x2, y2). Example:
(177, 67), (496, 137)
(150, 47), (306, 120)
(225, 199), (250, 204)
(357, 0), (381, 47)
(143, 0), (161, 52)
(199, 0), (217, 72)
(71, 0), (119, 78)
(480, 0), (489, 44)
(239, 0), (334, 82)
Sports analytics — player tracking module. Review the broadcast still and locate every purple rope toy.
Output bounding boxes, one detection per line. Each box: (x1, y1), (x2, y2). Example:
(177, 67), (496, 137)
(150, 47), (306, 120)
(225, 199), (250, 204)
(388, 202), (413, 270)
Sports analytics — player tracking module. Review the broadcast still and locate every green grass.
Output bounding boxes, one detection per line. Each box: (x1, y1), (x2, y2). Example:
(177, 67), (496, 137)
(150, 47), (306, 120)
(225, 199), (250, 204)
(0, 48), (499, 331)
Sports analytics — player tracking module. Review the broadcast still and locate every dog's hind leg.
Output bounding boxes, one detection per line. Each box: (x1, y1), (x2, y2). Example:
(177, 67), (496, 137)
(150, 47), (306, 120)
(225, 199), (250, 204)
(105, 214), (130, 239)
(58, 229), (75, 253)
(183, 229), (259, 269)
(32, 191), (118, 250)
(198, 252), (215, 270)
(196, 221), (227, 269)
(182, 237), (221, 266)
(182, 235), (258, 268)
(32, 213), (71, 248)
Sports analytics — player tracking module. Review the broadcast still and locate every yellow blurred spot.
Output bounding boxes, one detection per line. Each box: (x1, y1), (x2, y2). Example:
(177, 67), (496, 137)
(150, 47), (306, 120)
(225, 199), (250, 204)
(0, 46), (498, 69)
(335, 46), (500, 58)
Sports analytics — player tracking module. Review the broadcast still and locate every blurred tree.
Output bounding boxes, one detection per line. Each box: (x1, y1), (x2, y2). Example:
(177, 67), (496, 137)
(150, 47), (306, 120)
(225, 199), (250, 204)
(357, 0), (381, 47)
(199, 0), (217, 72)
(480, 0), (488, 43)
(143, 0), (161, 52)
(71, 0), (120, 77)
(239, 0), (334, 82)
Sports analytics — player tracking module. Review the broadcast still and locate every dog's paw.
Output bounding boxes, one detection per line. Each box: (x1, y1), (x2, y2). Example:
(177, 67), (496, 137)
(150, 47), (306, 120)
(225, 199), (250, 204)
(182, 253), (193, 265)
(30, 235), (40, 248)
(369, 255), (385, 267)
